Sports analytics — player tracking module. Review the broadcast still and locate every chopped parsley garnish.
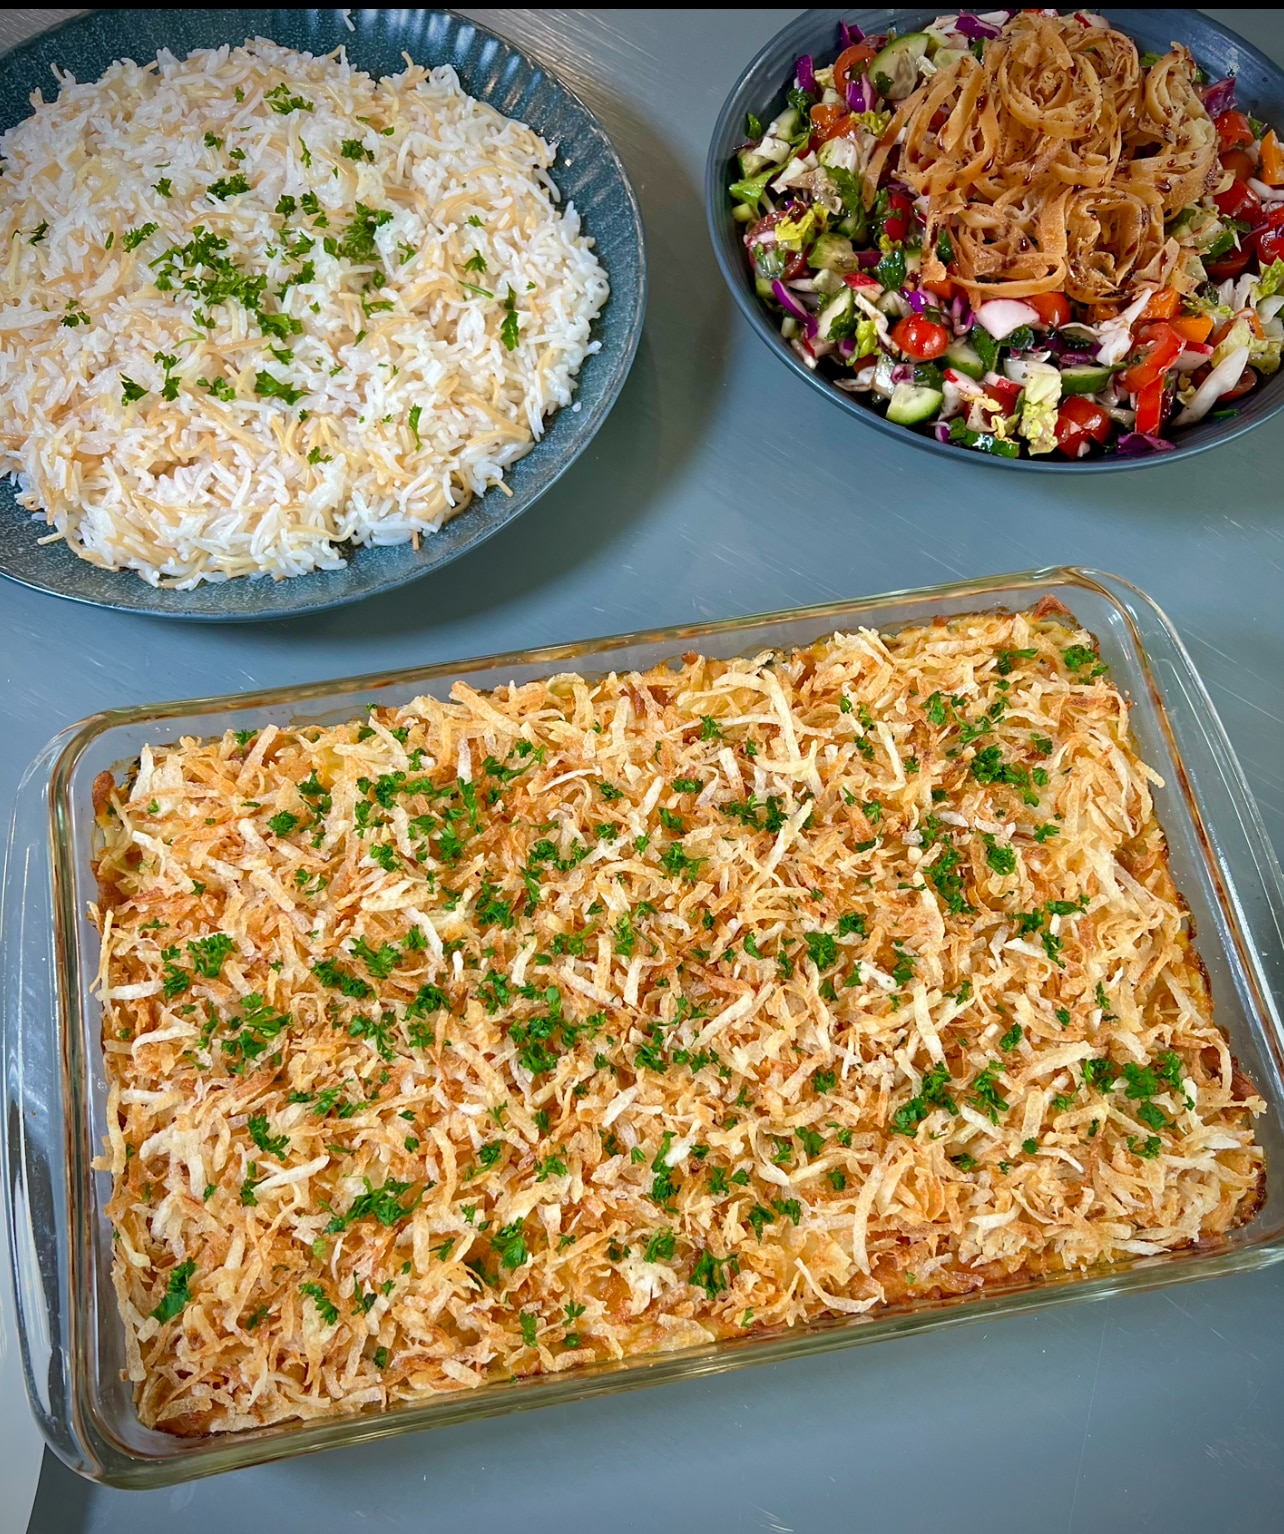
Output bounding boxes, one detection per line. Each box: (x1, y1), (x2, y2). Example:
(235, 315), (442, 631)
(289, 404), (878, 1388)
(341, 138), (375, 162)
(122, 221), (158, 251)
(153, 178), (172, 198)
(968, 1062), (1009, 1123)
(265, 82), (314, 114)
(926, 843), (972, 916)
(326, 1176), (421, 1234)
(350, 935), (400, 979)
(120, 376), (148, 406)
(312, 958), (374, 1000)
(300, 1283), (338, 1324)
(267, 810), (299, 836)
(408, 402), (422, 448)
(998, 1022), (1023, 1051)
(27, 220), (48, 244)
(491, 1220), (528, 1269)
(325, 202), (393, 262)
(247, 1112), (288, 1157)
(199, 375), (236, 401)
(1082, 1057), (1117, 1092)
(500, 284), (521, 350)
(803, 931), (837, 969)
(983, 835), (1016, 876)
(150, 1259), (197, 1322)
(644, 1228), (676, 1263)
(689, 1249), (732, 1299)
(208, 172), (250, 199)
(187, 932), (235, 978)
(890, 1062), (957, 1135)
(219, 993), (291, 1072)
(254, 370), (306, 405)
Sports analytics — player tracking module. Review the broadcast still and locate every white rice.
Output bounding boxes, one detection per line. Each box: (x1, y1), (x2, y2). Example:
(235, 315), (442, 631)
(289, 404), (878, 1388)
(0, 40), (610, 586)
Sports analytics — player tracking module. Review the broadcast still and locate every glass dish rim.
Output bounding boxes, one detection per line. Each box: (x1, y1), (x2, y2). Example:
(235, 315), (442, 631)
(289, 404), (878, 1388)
(9, 563), (1284, 1487)
(702, 6), (1284, 474)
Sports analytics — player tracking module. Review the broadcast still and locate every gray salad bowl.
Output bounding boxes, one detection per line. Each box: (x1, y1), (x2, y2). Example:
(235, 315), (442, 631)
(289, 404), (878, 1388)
(705, 8), (1284, 472)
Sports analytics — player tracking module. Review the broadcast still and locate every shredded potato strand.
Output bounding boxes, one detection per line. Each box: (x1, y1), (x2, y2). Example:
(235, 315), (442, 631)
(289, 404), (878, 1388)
(93, 609), (1263, 1435)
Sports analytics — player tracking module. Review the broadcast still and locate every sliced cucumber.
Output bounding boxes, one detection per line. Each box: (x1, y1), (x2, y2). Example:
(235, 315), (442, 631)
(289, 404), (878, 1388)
(837, 210), (868, 242)
(870, 33), (931, 100)
(754, 276), (776, 300)
(945, 338), (986, 380)
(738, 146), (771, 178)
(886, 382), (944, 425)
(1059, 363), (1114, 396)
(808, 232), (858, 273)
(930, 46), (969, 70)
(764, 106), (801, 142)
(816, 288), (855, 341)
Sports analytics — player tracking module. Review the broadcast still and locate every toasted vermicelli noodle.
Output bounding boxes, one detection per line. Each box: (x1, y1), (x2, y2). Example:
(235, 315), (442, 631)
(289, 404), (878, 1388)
(92, 611), (1263, 1435)
(888, 12), (1221, 303)
(0, 41), (608, 586)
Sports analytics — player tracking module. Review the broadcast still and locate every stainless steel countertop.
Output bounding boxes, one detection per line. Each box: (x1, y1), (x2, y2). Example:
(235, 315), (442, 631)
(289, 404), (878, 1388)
(4, 10), (1283, 1533)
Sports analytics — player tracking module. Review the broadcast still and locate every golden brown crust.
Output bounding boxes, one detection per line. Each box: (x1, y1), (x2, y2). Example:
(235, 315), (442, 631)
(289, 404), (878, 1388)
(92, 610), (1265, 1436)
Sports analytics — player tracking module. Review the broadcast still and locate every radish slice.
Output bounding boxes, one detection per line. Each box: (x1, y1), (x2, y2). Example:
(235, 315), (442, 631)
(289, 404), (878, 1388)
(975, 298), (1039, 339)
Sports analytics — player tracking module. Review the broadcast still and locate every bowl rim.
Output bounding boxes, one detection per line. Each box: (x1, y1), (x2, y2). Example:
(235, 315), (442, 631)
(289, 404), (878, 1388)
(703, 6), (1284, 473)
(0, 6), (648, 619)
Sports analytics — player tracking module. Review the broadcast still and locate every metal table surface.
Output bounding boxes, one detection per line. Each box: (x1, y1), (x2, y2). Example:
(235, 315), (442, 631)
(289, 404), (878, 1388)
(3, 9), (1283, 1533)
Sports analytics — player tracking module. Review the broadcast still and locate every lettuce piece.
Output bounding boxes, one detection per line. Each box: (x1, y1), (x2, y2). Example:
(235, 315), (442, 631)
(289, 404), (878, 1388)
(1211, 318), (1253, 371)
(1255, 258), (1284, 301)
(1018, 362), (1062, 456)
(854, 316), (880, 359)
(776, 207), (823, 250)
(729, 166), (775, 209)
(1249, 333), (1282, 376)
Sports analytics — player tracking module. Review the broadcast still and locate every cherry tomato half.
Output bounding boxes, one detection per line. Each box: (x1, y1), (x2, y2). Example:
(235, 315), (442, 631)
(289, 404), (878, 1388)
(1025, 291), (1071, 328)
(1215, 177), (1263, 226)
(882, 189), (914, 245)
(1221, 365), (1260, 403)
(1056, 395), (1113, 457)
(1221, 149), (1257, 182)
(984, 377), (1023, 415)
(1205, 244), (1253, 281)
(833, 42), (877, 95)
(1258, 207), (1284, 268)
(1118, 321), (1184, 393)
(891, 314), (950, 360)
(1215, 110), (1255, 153)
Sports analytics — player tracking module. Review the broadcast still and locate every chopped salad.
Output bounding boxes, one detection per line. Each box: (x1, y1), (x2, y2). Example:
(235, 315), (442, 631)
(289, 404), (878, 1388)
(729, 11), (1284, 459)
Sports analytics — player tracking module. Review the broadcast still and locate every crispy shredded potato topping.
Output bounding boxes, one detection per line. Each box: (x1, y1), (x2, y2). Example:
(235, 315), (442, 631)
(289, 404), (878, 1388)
(93, 608), (1264, 1435)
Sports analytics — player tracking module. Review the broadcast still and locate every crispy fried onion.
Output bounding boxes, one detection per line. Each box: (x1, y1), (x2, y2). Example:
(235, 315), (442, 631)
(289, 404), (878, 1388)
(883, 12), (1219, 305)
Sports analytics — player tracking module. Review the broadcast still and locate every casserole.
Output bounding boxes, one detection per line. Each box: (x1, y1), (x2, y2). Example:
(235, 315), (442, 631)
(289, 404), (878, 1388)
(6, 566), (1284, 1485)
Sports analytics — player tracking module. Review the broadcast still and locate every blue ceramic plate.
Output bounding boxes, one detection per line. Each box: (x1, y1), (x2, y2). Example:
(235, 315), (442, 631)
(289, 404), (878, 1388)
(706, 8), (1284, 472)
(0, 9), (646, 619)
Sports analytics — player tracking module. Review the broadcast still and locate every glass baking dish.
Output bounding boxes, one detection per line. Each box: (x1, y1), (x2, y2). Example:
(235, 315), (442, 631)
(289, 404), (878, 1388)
(5, 566), (1284, 1488)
